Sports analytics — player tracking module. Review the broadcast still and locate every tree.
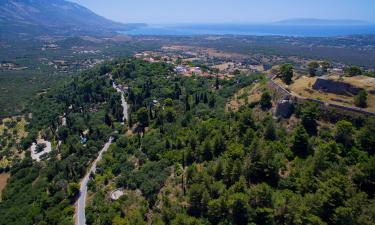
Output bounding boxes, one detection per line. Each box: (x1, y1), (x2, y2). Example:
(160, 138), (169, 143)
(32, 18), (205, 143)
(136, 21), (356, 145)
(243, 128), (255, 147)
(334, 120), (354, 148)
(188, 184), (208, 217)
(185, 95), (191, 111)
(171, 214), (206, 225)
(354, 90), (368, 108)
(57, 126), (69, 141)
(165, 108), (176, 123)
(35, 143), (46, 153)
(215, 75), (220, 90)
(208, 198), (227, 224)
(291, 125), (309, 157)
(229, 193), (251, 225)
(233, 69), (241, 75)
(300, 102), (318, 135)
(354, 156), (375, 196)
(279, 64), (294, 85)
(249, 183), (275, 224)
(137, 107), (149, 128)
(104, 113), (112, 127)
(260, 91), (272, 110)
(358, 117), (375, 154)
(67, 182), (80, 201)
(208, 94), (216, 108)
(321, 61), (331, 74)
(202, 140), (213, 161)
(213, 135), (226, 157)
(264, 120), (277, 141)
(308, 61), (320, 77)
(238, 109), (256, 134)
(345, 66), (362, 77)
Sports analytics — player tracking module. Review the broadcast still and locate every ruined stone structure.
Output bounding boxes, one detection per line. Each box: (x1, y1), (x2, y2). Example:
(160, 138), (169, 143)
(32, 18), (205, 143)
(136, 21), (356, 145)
(312, 78), (363, 96)
(275, 99), (294, 118)
(267, 80), (294, 118)
(267, 77), (374, 119)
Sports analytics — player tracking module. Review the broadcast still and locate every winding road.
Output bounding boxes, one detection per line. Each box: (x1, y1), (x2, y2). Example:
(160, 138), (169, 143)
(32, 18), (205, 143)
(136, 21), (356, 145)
(113, 82), (129, 124)
(76, 137), (113, 225)
(75, 80), (129, 225)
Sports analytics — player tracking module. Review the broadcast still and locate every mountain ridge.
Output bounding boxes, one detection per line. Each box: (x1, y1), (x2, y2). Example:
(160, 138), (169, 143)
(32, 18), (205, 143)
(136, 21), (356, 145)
(0, 0), (145, 39)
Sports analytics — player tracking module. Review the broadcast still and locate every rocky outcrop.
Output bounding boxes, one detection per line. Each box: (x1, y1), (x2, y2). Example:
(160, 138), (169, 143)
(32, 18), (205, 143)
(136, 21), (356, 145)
(312, 78), (363, 96)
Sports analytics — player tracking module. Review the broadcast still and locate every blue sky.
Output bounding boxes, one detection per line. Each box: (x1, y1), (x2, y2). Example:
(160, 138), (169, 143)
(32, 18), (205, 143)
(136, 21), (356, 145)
(70, 0), (375, 24)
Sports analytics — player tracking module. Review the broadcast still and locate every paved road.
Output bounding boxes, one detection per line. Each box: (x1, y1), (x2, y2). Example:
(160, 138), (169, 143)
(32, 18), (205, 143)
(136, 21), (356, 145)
(76, 137), (113, 225)
(113, 82), (129, 124)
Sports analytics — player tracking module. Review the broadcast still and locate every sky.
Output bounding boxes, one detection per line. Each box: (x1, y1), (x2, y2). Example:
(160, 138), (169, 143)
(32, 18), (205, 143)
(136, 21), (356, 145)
(69, 0), (375, 24)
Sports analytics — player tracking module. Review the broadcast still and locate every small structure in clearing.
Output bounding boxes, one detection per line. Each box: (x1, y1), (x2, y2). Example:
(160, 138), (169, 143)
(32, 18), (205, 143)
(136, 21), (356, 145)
(30, 140), (52, 161)
(110, 189), (125, 201)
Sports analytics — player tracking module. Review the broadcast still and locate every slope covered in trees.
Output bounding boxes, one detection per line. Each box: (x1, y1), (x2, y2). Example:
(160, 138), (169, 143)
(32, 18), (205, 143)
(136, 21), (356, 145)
(1, 59), (375, 225)
(88, 60), (375, 225)
(0, 62), (124, 225)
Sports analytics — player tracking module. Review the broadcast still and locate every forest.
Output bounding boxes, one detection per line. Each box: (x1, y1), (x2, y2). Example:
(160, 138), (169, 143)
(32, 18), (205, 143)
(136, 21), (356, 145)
(0, 59), (375, 225)
(0, 62), (123, 224)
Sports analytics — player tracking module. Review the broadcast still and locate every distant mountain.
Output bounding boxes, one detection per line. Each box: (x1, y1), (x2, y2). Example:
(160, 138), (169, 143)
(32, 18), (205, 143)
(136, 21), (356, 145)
(276, 18), (369, 26)
(0, 0), (145, 39)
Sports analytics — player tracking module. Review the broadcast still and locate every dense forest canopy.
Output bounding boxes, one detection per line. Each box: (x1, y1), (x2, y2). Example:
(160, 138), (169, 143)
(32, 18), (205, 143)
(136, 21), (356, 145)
(0, 59), (375, 225)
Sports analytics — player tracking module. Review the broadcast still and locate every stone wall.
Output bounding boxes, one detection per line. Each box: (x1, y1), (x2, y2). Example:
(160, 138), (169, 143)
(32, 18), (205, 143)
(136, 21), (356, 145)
(295, 97), (375, 118)
(267, 80), (291, 102)
(267, 78), (374, 119)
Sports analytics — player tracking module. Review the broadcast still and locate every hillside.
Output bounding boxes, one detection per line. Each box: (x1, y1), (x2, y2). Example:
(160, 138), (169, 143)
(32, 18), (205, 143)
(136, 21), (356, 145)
(0, 59), (375, 224)
(0, 0), (144, 38)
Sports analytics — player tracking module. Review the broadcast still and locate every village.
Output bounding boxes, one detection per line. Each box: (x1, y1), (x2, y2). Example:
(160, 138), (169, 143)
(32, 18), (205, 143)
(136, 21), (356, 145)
(132, 45), (375, 119)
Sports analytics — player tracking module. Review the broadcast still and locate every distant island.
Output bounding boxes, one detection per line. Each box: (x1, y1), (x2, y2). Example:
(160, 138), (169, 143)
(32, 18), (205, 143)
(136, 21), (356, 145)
(276, 18), (370, 25)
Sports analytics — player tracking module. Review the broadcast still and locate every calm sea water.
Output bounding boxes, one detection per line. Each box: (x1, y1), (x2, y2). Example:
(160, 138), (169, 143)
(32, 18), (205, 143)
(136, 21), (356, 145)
(122, 24), (375, 37)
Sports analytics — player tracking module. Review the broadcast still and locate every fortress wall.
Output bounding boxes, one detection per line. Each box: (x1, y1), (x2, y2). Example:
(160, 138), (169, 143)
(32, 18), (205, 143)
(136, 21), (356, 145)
(266, 79), (374, 119)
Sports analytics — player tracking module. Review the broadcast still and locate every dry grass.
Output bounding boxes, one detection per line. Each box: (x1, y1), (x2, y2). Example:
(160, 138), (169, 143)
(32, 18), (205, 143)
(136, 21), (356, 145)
(0, 117), (28, 167)
(162, 45), (247, 59)
(226, 83), (263, 112)
(275, 75), (375, 113)
(212, 62), (234, 71)
(0, 173), (10, 200)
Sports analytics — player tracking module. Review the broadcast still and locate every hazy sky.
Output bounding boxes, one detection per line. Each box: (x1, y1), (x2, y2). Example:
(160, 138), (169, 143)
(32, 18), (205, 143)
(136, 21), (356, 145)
(70, 0), (375, 24)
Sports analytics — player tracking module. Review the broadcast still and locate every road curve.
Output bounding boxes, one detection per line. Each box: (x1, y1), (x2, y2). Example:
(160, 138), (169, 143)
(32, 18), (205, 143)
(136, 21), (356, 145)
(76, 137), (113, 225)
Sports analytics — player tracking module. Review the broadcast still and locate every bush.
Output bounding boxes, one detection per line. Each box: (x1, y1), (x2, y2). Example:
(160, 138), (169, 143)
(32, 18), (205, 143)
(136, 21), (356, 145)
(35, 143), (46, 153)
(345, 66), (362, 77)
(354, 90), (368, 108)
(279, 64), (294, 85)
(260, 92), (272, 110)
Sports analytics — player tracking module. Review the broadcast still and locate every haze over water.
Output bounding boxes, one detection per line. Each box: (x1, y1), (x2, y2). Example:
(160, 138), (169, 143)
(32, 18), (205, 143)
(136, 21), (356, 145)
(123, 24), (375, 37)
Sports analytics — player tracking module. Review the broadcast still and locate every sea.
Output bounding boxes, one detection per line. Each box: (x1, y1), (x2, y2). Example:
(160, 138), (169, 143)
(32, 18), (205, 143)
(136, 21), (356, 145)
(122, 24), (375, 37)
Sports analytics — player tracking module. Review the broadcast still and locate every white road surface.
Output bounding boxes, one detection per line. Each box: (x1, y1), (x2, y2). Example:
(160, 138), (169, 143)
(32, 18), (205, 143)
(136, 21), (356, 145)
(76, 137), (113, 225)
(113, 82), (129, 124)
(75, 81), (129, 225)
